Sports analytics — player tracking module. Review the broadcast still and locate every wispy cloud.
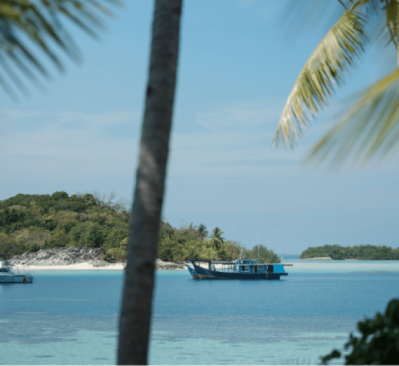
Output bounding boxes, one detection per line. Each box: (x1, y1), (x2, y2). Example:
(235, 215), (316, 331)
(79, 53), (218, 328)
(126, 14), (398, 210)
(0, 110), (140, 182)
(169, 99), (307, 178)
(0, 100), (309, 183)
(193, 98), (282, 131)
(0, 109), (141, 134)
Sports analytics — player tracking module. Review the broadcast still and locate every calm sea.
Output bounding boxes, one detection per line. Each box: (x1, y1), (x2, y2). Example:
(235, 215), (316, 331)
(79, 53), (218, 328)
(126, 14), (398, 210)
(1, 256), (399, 365)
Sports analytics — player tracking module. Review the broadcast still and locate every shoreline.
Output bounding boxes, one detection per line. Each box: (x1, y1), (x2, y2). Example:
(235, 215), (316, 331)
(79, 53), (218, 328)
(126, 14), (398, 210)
(21, 262), (125, 270)
(16, 261), (186, 271)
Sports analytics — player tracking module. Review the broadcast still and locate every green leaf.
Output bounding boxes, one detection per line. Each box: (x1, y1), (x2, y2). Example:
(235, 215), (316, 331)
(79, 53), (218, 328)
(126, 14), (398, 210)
(0, 0), (122, 97)
(273, 10), (367, 148)
(307, 68), (399, 168)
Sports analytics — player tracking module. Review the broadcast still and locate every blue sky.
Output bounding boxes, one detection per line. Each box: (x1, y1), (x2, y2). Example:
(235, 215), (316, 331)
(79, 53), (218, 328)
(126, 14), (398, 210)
(1, 0), (399, 254)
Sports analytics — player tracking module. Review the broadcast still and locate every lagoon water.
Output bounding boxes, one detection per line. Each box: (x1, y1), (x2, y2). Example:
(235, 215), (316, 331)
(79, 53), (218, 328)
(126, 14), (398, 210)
(1, 256), (399, 365)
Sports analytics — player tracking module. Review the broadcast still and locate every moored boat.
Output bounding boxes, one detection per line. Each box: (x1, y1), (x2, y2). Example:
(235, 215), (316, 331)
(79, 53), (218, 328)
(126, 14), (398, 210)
(0, 260), (33, 284)
(188, 256), (288, 280)
(186, 264), (199, 279)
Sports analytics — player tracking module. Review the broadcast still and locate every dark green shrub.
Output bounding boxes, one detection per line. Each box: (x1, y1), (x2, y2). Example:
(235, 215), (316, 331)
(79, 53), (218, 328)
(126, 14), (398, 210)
(321, 298), (399, 365)
(44, 231), (69, 249)
(52, 191), (69, 200)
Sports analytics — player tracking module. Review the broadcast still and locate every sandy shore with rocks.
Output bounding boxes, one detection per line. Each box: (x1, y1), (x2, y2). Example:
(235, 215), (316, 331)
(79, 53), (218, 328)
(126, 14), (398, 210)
(14, 258), (184, 271)
(24, 262), (126, 270)
(10, 248), (185, 270)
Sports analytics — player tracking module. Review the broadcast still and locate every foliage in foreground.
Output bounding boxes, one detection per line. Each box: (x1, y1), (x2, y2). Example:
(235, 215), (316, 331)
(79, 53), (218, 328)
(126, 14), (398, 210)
(0, 192), (280, 263)
(321, 298), (399, 365)
(274, 0), (399, 168)
(300, 244), (399, 260)
(0, 0), (120, 97)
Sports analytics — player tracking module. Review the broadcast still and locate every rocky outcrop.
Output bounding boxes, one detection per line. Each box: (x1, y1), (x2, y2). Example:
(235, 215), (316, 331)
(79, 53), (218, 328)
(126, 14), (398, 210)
(11, 247), (110, 267)
(10, 247), (186, 269)
(156, 259), (185, 270)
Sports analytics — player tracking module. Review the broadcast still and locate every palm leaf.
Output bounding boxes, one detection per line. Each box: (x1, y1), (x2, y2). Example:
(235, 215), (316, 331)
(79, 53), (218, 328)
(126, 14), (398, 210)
(273, 10), (367, 148)
(0, 0), (121, 96)
(383, 0), (399, 47)
(307, 68), (399, 167)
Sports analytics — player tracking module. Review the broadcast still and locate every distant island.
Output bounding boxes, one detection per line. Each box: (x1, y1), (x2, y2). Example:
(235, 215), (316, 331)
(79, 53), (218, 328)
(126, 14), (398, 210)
(0, 192), (280, 264)
(300, 244), (399, 260)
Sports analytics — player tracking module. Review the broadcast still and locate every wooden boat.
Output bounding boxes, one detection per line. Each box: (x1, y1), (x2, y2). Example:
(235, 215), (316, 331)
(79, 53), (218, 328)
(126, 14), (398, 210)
(186, 264), (199, 279)
(188, 257), (288, 280)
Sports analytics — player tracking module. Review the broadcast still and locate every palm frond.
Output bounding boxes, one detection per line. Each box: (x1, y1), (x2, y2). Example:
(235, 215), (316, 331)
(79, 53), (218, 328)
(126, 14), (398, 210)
(307, 68), (399, 167)
(349, 0), (381, 13)
(383, 0), (399, 47)
(273, 10), (367, 148)
(0, 0), (121, 97)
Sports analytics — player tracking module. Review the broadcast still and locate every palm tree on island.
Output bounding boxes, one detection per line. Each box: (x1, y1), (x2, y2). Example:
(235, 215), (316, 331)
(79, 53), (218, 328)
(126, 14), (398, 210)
(197, 224), (208, 241)
(209, 227), (225, 250)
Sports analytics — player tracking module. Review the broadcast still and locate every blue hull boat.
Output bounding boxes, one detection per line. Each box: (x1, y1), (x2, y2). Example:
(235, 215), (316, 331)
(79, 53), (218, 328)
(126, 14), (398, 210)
(186, 264), (199, 279)
(189, 258), (288, 280)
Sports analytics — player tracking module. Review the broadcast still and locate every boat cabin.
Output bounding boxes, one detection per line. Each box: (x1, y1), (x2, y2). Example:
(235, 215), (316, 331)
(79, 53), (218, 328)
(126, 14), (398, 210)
(234, 259), (285, 274)
(199, 259), (285, 275)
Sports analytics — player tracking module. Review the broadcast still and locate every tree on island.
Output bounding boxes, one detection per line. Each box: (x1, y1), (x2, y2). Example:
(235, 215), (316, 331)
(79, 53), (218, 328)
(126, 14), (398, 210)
(197, 224), (208, 241)
(300, 244), (399, 260)
(244, 244), (280, 264)
(209, 227), (225, 250)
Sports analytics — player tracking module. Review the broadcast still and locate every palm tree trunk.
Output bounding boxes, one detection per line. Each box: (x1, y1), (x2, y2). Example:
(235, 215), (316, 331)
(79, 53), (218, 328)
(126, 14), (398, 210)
(117, 0), (182, 364)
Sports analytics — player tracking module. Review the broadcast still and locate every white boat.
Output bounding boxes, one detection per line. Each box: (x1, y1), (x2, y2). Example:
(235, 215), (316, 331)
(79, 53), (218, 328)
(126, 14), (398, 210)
(0, 260), (33, 283)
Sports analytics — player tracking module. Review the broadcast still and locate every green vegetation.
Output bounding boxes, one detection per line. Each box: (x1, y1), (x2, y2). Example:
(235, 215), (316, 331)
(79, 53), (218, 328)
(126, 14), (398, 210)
(242, 244), (281, 264)
(0, 192), (130, 262)
(0, 192), (280, 263)
(158, 223), (280, 263)
(300, 244), (399, 260)
(321, 298), (399, 365)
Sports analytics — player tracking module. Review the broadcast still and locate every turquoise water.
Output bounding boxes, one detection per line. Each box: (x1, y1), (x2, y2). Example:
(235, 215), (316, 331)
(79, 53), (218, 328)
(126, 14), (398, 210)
(1, 257), (399, 364)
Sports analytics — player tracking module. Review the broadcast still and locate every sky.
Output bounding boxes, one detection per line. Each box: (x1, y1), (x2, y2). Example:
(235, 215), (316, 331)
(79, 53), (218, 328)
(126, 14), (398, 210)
(1, 0), (399, 254)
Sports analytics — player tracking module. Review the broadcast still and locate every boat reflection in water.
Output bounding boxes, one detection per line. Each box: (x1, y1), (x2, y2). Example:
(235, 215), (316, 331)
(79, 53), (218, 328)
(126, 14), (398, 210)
(186, 257), (288, 280)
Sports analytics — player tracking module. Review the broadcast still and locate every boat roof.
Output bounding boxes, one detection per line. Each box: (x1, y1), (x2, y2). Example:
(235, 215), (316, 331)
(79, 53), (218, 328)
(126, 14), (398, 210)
(187, 259), (282, 266)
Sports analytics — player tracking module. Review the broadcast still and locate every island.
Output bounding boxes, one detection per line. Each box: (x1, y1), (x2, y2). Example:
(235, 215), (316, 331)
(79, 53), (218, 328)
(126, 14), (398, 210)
(0, 191), (280, 267)
(300, 244), (399, 260)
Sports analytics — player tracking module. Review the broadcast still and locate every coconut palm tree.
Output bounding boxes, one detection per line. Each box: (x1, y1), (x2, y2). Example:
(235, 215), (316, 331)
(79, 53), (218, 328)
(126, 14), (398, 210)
(0, 0), (119, 98)
(2, 1), (182, 363)
(209, 227), (225, 250)
(273, 0), (399, 167)
(117, 1), (182, 364)
(197, 223), (208, 241)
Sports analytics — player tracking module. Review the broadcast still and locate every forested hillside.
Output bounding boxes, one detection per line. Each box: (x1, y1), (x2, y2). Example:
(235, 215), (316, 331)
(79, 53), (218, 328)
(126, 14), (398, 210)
(0, 192), (280, 263)
(300, 244), (399, 260)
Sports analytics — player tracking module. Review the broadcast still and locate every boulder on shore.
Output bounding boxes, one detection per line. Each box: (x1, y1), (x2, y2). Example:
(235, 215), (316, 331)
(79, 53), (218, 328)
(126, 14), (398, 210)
(156, 258), (185, 270)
